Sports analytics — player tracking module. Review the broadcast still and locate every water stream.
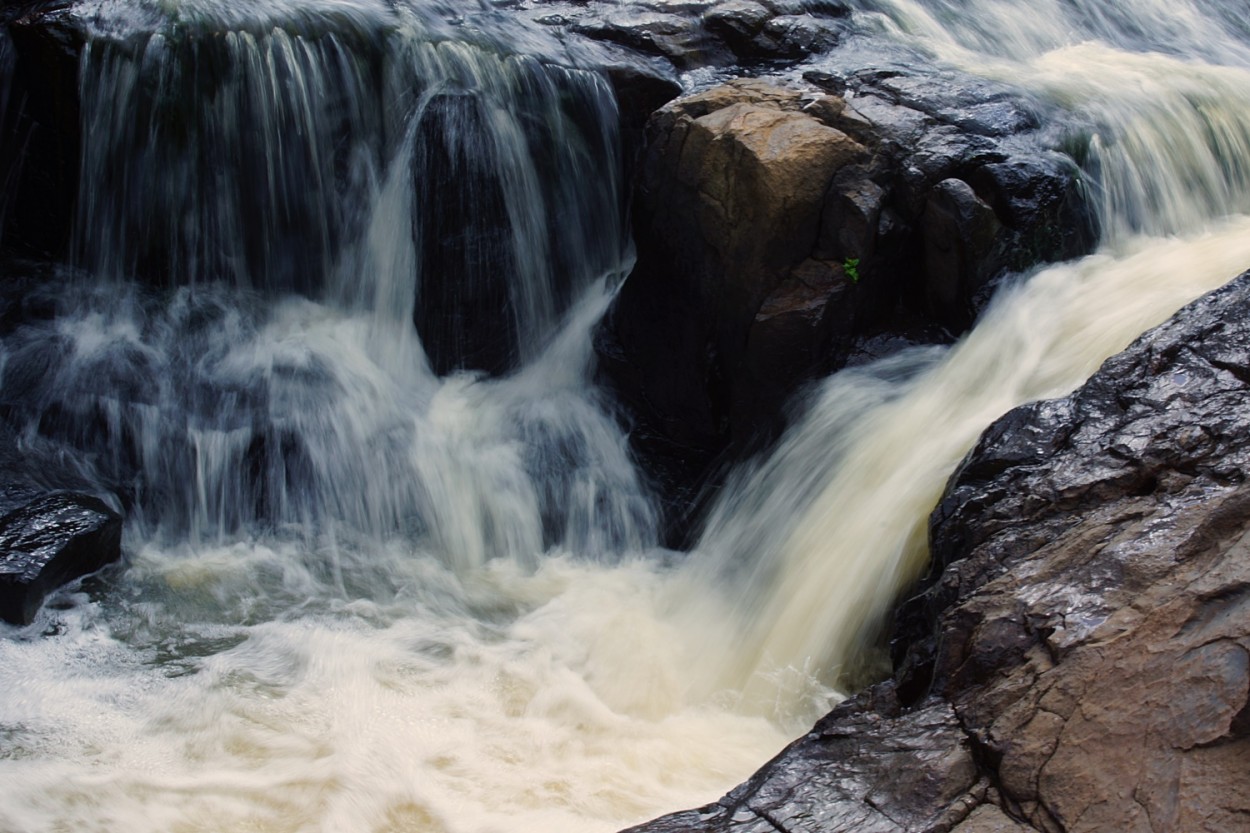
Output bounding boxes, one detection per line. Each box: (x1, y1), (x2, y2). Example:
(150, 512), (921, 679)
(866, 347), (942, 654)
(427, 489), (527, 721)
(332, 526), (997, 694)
(2, 0), (1249, 831)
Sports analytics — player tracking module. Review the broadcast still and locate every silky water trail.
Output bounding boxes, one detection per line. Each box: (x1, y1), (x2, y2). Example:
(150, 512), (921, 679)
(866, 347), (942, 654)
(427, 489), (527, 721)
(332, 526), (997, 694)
(2, 1), (1250, 832)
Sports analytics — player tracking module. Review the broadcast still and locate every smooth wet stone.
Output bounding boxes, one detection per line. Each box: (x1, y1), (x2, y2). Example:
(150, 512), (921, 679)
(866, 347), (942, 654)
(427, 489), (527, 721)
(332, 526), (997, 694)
(0, 490), (122, 625)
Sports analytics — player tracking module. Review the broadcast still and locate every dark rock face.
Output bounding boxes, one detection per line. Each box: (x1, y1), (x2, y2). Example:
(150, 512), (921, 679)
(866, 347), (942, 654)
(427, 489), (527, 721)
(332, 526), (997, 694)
(598, 75), (1094, 527)
(624, 271), (1250, 832)
(0, 2), (73, 24)
(0, 485), (122, 625)
(0, 5), (82, 261)
(413, 93), (524, 377)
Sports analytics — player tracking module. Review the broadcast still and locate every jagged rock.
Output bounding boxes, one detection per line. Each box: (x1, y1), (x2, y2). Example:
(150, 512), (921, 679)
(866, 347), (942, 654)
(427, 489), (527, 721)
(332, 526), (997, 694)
(0, 0), (72, 26)
(0, 486), (122, 625)
(626, 269), (1250, 832)
(903, 269), (1250, 830)
(599, 76), (1093, 534)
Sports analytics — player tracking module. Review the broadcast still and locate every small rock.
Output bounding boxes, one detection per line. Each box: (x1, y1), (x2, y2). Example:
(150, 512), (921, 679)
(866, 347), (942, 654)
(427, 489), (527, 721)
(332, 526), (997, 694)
(0, 490), (122, 625)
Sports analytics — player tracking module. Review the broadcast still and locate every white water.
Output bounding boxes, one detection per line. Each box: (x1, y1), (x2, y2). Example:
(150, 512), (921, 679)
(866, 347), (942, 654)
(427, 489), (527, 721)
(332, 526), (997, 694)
(3, 0), (1250, 831)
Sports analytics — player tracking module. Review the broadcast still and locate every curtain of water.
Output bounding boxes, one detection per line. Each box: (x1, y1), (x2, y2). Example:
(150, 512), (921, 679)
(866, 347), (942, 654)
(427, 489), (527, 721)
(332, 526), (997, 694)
(11, 0), (642, 556)
(73, 1), (624, 371)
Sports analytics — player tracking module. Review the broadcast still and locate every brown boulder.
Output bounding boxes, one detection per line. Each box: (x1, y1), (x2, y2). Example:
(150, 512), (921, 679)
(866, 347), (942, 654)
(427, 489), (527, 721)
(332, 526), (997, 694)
(598, 81), (871, 524)
(599, 76), (1092, 536)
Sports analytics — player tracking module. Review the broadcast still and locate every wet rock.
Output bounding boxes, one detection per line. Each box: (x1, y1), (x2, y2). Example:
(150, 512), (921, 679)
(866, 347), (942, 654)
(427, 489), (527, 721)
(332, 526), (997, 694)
(602, 60), (684, 133)
(703, 0), (772, 48)
(572, 11), (722, 66)
(0, 487), (122, 625)
(762, 0), (850, 18)
(860, 71), (1041, 138)
(558, 0), (848, 69)
(636, 0), (723, 15)
(624, 692), (981, 833)
(597, 81), (869, 515)
(923, 178), (1002, 327)
(624, 269), (1250, 832)
(751, 14), (842, 59)
(600, 76), (1093, 532)
(0, 1), (73, 26)
(907, 270), (1250, 831)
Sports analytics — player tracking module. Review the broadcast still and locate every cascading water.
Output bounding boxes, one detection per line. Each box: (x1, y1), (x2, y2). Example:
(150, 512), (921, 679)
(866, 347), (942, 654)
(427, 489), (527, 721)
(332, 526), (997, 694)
(686, 0), (1250, 716)
(74, 0), (624, 373)
(2, 0), (1250, 832)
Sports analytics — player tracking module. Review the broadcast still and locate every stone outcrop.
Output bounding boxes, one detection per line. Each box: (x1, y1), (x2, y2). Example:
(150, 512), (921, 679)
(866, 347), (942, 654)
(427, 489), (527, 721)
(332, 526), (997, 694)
(598, 75), (1093, 531)
(599, 82), (867, 484)
(624, 270), (1250, 832)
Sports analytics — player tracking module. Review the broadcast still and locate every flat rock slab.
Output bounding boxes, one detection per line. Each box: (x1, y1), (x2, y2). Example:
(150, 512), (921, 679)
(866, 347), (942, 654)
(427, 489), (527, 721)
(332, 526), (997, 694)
(0, 489), (122, 625)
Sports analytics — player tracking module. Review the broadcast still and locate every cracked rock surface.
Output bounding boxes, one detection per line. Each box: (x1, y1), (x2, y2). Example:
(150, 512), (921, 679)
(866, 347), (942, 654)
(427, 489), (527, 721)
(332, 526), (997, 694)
(625, 270), (1250, 832)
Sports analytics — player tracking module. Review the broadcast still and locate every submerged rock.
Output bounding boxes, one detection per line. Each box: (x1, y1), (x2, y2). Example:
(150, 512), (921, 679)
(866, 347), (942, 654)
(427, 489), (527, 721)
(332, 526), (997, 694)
(0, 486), (122, 626)
(624, 270), (1250, 831)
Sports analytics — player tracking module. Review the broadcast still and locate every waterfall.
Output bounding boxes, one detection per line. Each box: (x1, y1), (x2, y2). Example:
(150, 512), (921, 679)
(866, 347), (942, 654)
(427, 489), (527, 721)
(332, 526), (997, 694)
(690, 0), (1250, 718)
(2, 0), (1250, 831)
(72, 0), (624, 372)
(845, 0), (1250, 237)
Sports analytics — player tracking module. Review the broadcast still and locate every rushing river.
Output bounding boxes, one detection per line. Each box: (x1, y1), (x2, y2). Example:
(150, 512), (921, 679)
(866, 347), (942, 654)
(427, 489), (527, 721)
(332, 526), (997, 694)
(1, 0), (1249, 831)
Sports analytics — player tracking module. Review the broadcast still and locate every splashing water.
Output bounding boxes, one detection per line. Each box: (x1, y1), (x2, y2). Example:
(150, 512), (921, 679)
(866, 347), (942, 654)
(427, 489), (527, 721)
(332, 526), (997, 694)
(2, 0), (1250, 830)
